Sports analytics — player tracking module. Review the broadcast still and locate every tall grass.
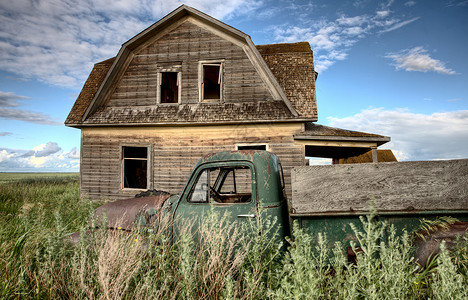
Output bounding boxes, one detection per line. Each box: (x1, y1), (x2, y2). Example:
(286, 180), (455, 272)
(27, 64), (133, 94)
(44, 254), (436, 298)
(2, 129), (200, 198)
(1, 177), (467, 299)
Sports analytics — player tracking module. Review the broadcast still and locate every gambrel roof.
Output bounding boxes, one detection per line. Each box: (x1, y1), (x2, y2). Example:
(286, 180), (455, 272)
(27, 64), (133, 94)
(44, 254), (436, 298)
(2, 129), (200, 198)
(65, 5), (318, 127)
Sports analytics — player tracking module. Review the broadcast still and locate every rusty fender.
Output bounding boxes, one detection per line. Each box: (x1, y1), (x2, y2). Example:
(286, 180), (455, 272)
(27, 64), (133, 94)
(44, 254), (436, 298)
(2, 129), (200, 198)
(66, 193), (171, 244)
(413, 222), (468, 268)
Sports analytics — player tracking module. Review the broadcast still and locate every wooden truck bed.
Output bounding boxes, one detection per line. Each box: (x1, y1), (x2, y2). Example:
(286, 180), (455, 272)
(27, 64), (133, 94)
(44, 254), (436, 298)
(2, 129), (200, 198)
(290, 159), (468, 217)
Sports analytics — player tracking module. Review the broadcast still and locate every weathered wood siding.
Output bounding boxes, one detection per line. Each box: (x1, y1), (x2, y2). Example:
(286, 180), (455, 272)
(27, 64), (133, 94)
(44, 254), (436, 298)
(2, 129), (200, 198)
(106, 19), (274, 107)
(291, 159), (468, 216)
(80, 123), (305, 201)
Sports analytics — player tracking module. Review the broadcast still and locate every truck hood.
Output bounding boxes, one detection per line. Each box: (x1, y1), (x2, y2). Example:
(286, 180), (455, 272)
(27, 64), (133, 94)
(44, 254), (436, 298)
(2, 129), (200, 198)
(93, 194), (171, 231)
(66, 193), (172, 245)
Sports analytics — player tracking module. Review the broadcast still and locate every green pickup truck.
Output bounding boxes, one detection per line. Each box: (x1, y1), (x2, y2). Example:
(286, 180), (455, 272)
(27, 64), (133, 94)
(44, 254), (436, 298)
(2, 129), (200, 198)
(70, 151), (468, 264)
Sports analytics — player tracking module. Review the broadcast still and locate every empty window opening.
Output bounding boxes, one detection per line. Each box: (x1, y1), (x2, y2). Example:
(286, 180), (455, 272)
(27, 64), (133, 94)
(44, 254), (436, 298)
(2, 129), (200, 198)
(188, 165), (252, 204)
(122, 146), (148, 189)
(160, 72), (179, 103)
(237, 144), (267, 151)
(203, 64), (221, 100)
(307, 157), (332, 165)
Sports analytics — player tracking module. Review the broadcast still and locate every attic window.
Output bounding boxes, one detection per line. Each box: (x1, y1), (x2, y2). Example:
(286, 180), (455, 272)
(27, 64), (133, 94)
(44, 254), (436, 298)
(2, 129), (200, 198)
(200, 61), (223, 101)
(158, 71), (180, 104)
(122, 146), (148, 190)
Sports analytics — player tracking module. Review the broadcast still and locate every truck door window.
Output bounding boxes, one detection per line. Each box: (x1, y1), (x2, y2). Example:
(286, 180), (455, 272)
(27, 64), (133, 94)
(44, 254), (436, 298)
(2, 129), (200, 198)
(188, 166), (252, 204)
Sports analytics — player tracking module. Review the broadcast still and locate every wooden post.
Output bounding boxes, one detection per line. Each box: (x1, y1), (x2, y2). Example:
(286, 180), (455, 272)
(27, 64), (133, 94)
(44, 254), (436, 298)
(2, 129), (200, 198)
(371, 147), (378, 163)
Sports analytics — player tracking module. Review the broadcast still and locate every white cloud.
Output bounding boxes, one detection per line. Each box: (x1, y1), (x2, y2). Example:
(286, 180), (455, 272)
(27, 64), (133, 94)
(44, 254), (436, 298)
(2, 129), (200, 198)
(342, 26), (366, 36)
(0, 0), (426, 81)
(0, 108), (61, 125)
(0, 91), (29, 107)
(0, 90), (62, 126)
(33, 142), (62, 157)
(67, 147), (80, 159)
(386, 47), (456, 74)
(336, 15), (367, 26)
(0, 150), (14, 163)
(273, 3), (419, 72)
(446, 0), (468, 7)
(0, 0), (259, 89)
(0, 143), (80, 172)
(379, 17), (420, 33)
(376, 10), (390, 18)
(0, 0), (424, 83)
(328, 108), (468, 161)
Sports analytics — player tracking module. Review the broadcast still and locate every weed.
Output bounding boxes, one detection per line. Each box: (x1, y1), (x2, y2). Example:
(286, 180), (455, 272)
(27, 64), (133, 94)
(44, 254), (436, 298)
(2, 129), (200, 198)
(1, 177), (467, 299)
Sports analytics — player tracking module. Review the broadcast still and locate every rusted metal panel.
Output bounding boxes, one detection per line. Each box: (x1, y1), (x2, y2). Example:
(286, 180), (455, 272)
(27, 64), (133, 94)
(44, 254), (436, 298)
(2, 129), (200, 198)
(93, 194), (171, 230)
(413, 221), (468, 267)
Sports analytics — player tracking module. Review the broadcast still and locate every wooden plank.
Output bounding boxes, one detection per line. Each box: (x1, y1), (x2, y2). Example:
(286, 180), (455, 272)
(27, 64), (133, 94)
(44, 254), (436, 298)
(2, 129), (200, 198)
(291, 159), (468, 216)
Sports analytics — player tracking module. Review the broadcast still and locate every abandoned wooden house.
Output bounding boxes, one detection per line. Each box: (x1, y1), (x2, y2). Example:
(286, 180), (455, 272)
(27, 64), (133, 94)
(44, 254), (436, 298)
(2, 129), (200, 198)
(65, 5), (393, 201)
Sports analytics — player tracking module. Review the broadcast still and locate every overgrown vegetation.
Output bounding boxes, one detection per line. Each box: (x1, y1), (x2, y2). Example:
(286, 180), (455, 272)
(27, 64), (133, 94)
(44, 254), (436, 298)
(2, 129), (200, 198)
(1, 175), (467, 299)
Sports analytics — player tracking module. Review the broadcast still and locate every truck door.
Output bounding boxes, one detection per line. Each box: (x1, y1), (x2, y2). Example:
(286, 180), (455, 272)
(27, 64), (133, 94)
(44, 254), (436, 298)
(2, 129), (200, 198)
(173, 161), (257, 242)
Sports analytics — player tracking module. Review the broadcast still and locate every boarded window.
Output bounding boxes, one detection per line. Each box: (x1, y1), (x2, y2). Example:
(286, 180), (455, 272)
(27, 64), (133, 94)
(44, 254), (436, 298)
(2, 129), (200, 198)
(160, 72), (179, 103)
(202, 64), (221, 100)
(188, 165), (252, 204)
(122, 146), (148, 189)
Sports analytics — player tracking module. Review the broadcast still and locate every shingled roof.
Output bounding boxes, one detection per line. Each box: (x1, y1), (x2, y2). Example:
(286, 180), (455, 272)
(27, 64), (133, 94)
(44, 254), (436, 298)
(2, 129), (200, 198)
(65, 41), (318, 126)
(295, 123), (390, 146)
(257, 42), (317, 119)
(65, 58), (115, 125)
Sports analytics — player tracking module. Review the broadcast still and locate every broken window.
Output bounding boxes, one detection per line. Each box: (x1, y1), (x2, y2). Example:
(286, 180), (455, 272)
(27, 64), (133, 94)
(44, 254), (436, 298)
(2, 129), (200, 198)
(159, 72), (179, 103)
(188, 165), (252, 204)
(122, 146), (148, 189)
(201, 62), (223, 101)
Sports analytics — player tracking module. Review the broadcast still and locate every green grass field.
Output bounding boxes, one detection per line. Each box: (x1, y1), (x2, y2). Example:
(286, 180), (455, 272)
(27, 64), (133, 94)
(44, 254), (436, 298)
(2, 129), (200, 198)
(0, 172), (79, 184)
(0, 176), (466, 299)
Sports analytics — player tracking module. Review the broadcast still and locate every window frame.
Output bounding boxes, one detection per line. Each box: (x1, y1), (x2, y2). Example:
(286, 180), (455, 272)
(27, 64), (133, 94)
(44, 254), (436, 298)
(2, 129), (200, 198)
(157, 67), (181, 104)
(185, 162), (255, 205)
(199, 60), (224, 102)
(120, 145), (152, 191)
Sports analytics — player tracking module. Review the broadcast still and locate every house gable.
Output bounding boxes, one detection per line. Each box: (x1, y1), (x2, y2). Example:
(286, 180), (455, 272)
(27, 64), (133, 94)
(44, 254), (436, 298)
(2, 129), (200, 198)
(74, 5), (310, 126)
(106, 19), (277, 107)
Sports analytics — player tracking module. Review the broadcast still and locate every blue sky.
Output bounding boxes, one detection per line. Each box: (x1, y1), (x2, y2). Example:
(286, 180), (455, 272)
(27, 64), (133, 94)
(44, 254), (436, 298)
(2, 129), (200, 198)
(0, 0), (467, 171)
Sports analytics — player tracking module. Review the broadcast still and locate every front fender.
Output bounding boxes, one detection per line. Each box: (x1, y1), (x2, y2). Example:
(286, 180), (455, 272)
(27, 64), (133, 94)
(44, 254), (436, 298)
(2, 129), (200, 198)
(93, 194), (172, 230)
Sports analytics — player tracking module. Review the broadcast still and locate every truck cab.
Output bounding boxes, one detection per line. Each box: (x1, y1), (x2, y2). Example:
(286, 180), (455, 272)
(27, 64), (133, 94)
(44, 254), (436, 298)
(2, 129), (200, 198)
(168, 151), (290, 241)
(123, 151), (290, 243)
